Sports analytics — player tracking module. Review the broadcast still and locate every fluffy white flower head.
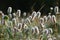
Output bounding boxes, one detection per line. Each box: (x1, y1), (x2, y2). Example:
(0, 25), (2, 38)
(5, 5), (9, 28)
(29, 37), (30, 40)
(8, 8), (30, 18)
(17, 10), (21, 17)
(7, 7), (12, 14)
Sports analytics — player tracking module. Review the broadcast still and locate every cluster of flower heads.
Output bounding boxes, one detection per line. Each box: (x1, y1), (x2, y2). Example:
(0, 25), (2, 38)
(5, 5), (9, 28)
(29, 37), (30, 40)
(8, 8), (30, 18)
(0, 7), (58, 40)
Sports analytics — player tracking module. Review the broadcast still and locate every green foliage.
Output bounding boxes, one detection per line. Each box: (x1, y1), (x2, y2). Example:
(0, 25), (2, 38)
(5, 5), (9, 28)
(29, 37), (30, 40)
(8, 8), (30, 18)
(4, 15), (9, 20)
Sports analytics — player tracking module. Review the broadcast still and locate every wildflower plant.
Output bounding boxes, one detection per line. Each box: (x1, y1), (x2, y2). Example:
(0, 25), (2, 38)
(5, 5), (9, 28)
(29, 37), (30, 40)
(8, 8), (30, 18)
(0, 7), (60, 40)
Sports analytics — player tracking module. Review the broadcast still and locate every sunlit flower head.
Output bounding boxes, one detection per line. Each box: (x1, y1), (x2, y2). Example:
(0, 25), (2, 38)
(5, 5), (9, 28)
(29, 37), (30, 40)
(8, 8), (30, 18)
(43, 16), (48, 22)
(43, 29), (49, 35)
(12, 18), (16, 25)
(48, 37), (53, 40)
(28, 16), (32, 21)
(34, 26), (39, 35)
(23, 23), (28, 29)
(13, 13), (16, 17)
(0, 11), (4, 19)
(7, 7), (12, 14)
(32, 27), (35, 34)
(16, 9), (21, 17)
(32, 11), (37, 21)
(25, 18), (31, 24)
(18, 23), (22, 29)
(40, 18), (44, 24)
(2, 13), (4, 17)
(0, 11), (3, 13)
(32, 11), (36, 16)
(54, 6), (59, 13)
(41, 23), (45, 28)
(9, 14), (12, 19)
(49, 28), (53, 34)
(0, 11), (3, 15)
(52, 15), (56, 23)
(50, 7), (53, 10)
(36, 11), (41, 18)
(49, 13), (51, 15)
(21, 18), (25, 23)
(23, 12), (26, 17)
(48, 13), (51, 20)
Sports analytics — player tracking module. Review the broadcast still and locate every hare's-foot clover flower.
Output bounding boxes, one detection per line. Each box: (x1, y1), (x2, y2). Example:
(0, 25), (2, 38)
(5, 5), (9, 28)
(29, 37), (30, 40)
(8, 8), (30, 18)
(16, 9), (21, 17)
(34, 26), (39, 35)
(23, 12), (27, 17)
(49, 28), (53, 34)
(52, 15), (56, 23)
(43, 16), (48, 23)
(40, 18), (44, 24)
(18, 23), (22, 29)
(31, 11), (37, 21)
(12, 13), (16, 17)
(54, 6), (59, 14)
(36, 11), (41, 18)
(31, 27), (35, 35)
(7, 7), (12, 14)
(48, 13), (52, 21)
